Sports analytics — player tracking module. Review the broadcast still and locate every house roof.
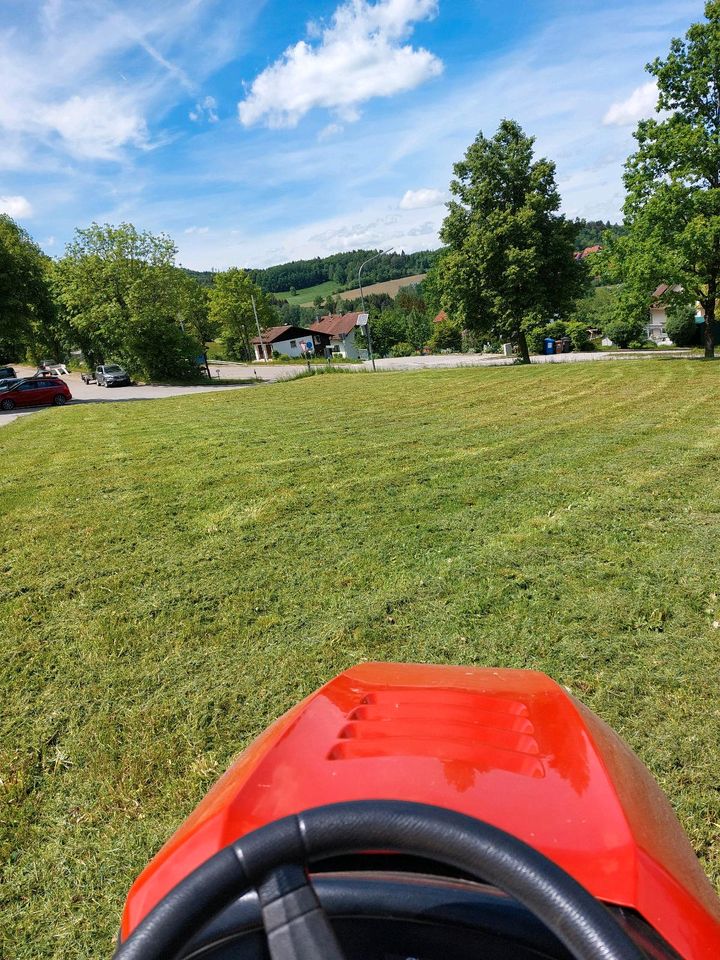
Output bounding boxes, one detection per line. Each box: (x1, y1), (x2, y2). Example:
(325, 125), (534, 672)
(574, 245), (602, 260)
(251, 324), (317, 344)
(310, 313), (360, 337)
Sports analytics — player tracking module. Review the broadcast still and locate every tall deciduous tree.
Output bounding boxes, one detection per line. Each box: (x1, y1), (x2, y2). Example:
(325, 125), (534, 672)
(208, 268), (273, 360)
(54, 222), (200, 379)
(0, 215), (58, 362)
(612, 1), (720, 358)
(436, 120), (585, 362)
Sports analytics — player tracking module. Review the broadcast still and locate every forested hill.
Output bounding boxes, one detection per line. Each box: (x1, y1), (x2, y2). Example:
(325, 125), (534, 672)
(250, 248), (442, 292)
(182, 221), (624, 290)
(183, 248), (441, 292)
(573, 220), (625, 250)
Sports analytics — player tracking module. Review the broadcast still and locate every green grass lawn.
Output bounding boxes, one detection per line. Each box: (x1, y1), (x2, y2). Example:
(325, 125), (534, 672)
(275, 278), (344, 305)
(3, 360), (720, 957)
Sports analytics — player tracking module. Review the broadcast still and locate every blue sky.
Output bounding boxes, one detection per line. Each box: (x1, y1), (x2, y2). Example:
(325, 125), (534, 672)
(0, 0), (704, 270)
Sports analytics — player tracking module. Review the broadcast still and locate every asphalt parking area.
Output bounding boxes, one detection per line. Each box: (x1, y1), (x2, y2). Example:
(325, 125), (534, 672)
(0, 367), (255, 428)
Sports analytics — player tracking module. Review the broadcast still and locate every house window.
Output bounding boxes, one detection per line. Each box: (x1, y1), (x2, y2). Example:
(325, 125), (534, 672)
(290, 340), (297, 348)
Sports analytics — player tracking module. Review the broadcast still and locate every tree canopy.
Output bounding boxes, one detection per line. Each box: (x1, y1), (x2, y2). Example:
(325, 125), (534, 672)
(208, 269), (274, 361)
(0, 215), (57, 363)
(435, 120), (586, 361)
(607, 1), (720, 357)
(53, 222), (204, 379)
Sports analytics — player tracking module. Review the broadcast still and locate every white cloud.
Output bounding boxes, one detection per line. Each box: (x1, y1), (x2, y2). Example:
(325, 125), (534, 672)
(189, 95), (219, 123)
(0, 195), (33, 218)
(184, 225), (209, 234)
(41, 93), (149, 159)
(399, 187), (444, 209)
(238, 0), (443, 128)
(603, 80), (659, 126)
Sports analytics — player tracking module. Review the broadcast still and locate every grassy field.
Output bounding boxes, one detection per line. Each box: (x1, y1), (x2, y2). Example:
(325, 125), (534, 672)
(276, 273), (426, 305)
(3, 360), (720, 957)
(275, 279), (343, 305)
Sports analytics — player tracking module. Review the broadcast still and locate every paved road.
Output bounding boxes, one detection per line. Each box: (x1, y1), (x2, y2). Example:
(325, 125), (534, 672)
(213, 348), (692, 379)
(0, 367), (255, 428)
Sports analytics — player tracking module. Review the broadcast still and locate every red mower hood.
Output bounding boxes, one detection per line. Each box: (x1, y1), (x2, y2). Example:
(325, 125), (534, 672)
(122, 663), (720, 958)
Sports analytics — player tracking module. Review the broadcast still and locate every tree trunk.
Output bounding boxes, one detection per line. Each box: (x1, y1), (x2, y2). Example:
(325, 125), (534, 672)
(704, 277), (716, 359)
(516, 330), (531, 364)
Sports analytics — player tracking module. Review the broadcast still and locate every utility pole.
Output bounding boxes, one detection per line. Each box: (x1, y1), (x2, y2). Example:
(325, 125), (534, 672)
(251, 294), (265, 362)
(358, 248), (393, 372)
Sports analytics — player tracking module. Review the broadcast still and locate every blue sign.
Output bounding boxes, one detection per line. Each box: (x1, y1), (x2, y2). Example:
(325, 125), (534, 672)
(306, 341), (314, 351)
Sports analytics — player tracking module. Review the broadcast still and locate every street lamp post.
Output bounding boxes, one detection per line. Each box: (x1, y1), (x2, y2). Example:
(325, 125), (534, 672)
(358, 248), (393, 372)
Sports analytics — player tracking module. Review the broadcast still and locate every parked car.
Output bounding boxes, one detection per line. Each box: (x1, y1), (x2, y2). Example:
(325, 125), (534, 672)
(0, 377), (72, 411)
(0, 365), (17, 379)
(96, 364), (131, 387)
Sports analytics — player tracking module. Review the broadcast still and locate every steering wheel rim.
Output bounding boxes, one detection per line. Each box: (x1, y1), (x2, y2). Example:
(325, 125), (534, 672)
(114, 799), (645, 960)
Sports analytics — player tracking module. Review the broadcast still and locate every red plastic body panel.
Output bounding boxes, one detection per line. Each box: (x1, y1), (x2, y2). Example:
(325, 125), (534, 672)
(121, 664), (720, 958)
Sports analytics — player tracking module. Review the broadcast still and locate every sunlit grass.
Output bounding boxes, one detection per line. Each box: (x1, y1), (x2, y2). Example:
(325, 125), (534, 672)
(3, 359), (720, 957)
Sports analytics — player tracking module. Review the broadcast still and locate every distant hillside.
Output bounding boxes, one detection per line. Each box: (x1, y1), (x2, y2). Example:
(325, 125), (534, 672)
(183, 225), (624, 292)
(182, 247), (442, 293)
(331, 274), (426, 305)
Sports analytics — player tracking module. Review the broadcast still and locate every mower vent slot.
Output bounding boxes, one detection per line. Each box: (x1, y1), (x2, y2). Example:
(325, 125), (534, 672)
(328, 688), (544, 778)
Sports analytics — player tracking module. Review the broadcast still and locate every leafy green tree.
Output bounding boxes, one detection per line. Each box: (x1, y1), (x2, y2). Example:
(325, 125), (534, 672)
(420, 256), (446, 317)
(437, 120), (586, 362)
(609, 2), (720, 357)
(176, 272), (216, 346)
(603, 292), (648, 348)
(428, 317), (463, 352)
(367, 309), (407, 356)
(665, 302), (700, 346)
(0, 215), (58, 362)
(404, 307), (433, 352)
(209, 268), (273, 360)
(54, 222), (200, 379)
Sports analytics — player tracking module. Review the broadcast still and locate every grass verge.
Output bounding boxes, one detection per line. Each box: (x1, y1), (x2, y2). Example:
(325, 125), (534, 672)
(3, 360), (720, 957)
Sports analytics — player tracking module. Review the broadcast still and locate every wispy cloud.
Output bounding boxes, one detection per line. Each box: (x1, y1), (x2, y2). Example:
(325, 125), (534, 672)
(0, 0), (258, 167)
(189, 96), (219, 123)
(238, 0), (443, 128)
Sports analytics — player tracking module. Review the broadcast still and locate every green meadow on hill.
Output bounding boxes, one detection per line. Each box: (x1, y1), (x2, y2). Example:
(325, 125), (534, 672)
(3, 360), (720, 958)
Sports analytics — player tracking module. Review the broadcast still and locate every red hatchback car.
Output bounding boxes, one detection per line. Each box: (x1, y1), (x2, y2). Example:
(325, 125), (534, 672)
(0, 377), (72, 410)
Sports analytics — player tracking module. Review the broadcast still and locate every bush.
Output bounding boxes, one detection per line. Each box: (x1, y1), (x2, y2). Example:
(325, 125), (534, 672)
(665, 305), (699, 347)
(527, 328), (547, 354)
(565, 320), (593, 351)
(428, 318), (463, 352)
(603, 315), (647, 348)
(389, 341), (415, 357)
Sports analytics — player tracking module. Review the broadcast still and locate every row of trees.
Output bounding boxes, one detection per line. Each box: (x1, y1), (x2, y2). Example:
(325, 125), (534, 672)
(0, 220), (277, 378)
(426, 1), (720, 360)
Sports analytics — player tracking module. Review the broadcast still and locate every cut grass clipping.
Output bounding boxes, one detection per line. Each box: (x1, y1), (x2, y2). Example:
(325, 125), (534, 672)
(3, 359), (720, 959)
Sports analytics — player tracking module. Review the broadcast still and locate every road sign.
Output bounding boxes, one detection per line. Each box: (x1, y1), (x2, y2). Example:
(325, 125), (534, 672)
(356, 313), (369, 326)
(306, 340), (314, 351)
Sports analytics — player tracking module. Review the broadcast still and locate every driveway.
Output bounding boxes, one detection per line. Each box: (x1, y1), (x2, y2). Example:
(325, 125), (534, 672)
(0, 366), (255, 428)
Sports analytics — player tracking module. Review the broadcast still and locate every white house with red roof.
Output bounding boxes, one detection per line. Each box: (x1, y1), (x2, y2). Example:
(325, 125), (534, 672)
(310, 313), (368, 360)
(251, 325), (329, 361)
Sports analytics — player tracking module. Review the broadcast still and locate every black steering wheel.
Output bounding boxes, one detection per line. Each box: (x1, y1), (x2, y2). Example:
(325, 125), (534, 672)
(114, 800), (645, 960)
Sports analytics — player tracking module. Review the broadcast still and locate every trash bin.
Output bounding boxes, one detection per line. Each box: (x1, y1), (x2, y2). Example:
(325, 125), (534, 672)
(561, 336), (572, 353)
(543, 337), (556, 355)
(555, 339), (565, 354)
